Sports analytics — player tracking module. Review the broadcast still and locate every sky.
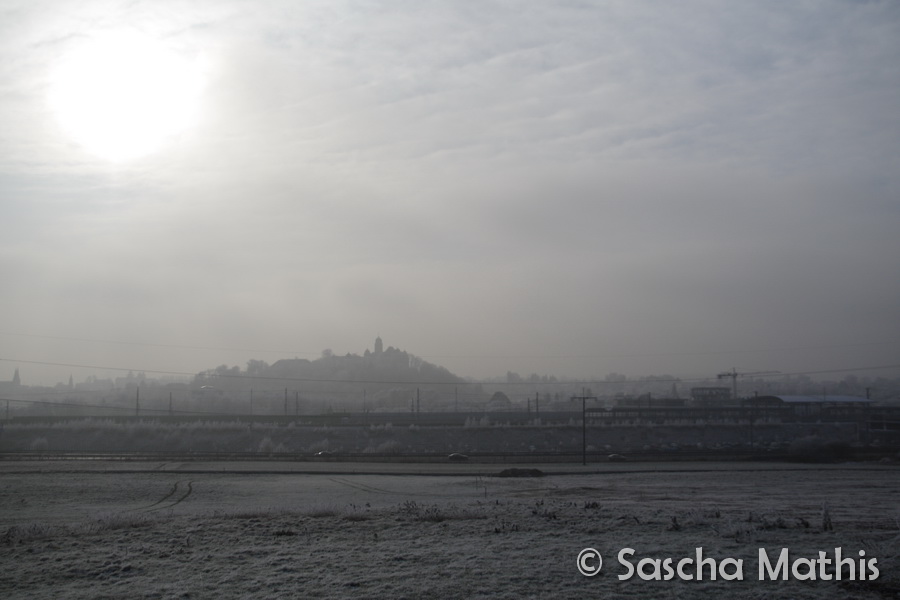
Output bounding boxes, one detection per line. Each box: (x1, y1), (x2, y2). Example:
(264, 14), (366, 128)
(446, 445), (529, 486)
(1, 0), (899, 386)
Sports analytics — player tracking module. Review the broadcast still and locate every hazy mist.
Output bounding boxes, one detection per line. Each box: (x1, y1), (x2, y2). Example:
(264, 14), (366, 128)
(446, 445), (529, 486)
(1, 1), (899, 386)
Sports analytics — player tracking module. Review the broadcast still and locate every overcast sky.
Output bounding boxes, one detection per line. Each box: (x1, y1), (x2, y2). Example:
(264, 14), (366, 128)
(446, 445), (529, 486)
(1, 0), (899, 386)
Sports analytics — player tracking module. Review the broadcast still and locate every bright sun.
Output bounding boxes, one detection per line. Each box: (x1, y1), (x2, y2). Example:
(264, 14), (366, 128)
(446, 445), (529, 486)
(49, 32), (205, 162)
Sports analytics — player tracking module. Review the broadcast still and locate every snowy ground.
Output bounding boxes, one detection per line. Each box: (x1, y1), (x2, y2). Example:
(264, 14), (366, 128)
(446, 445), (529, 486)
(2, 462), (898, 599)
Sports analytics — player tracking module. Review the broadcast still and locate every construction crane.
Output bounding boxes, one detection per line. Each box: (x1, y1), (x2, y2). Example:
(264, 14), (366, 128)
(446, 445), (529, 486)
(717, 368), (780, 400)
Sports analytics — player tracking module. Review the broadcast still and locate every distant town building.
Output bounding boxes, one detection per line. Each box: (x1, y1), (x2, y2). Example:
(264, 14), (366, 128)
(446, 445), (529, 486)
(615, 395), (687, 408)
(691, 387), (732, 406)
(746, 394), (871, 414)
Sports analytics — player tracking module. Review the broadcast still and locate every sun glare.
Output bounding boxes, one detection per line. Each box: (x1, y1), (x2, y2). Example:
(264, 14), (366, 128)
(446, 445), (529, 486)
(49, 32), (205, 162)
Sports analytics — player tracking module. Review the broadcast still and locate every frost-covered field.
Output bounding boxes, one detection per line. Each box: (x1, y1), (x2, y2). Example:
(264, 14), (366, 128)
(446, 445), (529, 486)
(1, 462), (898, 599)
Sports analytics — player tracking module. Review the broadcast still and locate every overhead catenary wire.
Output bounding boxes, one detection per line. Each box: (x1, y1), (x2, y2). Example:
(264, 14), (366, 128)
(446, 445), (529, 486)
(0, 395), (231, 417)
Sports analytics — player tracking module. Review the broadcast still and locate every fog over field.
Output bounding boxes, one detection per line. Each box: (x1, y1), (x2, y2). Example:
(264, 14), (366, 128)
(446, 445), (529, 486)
(2, 3), (900, 596)
(1, 1), (900, 386)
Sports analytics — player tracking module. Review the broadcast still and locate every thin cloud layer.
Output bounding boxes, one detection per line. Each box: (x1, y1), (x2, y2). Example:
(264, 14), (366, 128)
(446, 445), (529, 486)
(1, 1), (899, 384)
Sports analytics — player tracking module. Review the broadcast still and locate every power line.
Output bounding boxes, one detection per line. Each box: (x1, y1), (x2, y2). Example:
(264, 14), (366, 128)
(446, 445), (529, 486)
(0, 357), (196, 378)
(421, 340), (900, 360)
(0, 355), (733, 387)
(776, 364), (900, 377)
(2, 356), (897, 386)
(0, 331), (318, 357)
(3, 330), (898, 361)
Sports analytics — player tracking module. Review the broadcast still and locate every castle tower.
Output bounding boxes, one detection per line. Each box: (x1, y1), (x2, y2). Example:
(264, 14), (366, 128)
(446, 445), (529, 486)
(374, 336), (383, 354)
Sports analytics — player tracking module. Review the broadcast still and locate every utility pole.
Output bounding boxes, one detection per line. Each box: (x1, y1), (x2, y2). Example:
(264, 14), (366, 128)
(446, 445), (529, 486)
(571, 388), (598, 466)
(748, 400), (754, 450)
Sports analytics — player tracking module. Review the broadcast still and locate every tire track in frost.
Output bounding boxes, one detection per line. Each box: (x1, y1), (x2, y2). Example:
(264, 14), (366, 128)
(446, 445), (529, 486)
(328, 476), (392, 494)
(329, 476), (560, 500)
(146, 481), (193, 512)
(129, 481), (180, 511)
(327, 476), (445, 498)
